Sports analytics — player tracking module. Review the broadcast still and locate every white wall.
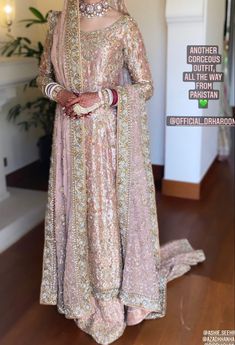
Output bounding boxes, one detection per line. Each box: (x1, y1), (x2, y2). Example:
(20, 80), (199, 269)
(165, 0), (205, 182)
(164, 0), (225, 184)
(0, 0), (43, 174)
(36, 0), (62, 12)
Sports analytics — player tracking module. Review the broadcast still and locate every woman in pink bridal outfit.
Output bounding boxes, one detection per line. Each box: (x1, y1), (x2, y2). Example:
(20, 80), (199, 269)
(37, 0), (206, 344)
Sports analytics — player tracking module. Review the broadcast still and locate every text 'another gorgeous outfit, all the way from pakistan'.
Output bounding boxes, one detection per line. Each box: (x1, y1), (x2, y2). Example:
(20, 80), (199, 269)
(37, 1), (206, 344)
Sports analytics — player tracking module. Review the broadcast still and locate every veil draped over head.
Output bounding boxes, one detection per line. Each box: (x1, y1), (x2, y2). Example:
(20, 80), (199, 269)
(110, 0), (129, 14)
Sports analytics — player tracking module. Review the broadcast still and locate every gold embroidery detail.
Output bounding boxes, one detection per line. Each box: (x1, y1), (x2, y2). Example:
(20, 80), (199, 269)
(36, 11), (60, 96)
(40, 108), (58, 304)
(64, 0), (82, 91)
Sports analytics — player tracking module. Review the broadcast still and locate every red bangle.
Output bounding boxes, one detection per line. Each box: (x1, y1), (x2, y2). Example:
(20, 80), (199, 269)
(111, 89), (118, 107)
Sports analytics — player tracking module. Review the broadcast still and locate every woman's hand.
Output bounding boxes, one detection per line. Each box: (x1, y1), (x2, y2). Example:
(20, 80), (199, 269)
(55, 89), (77, 108)
(65, 92), (101, 119)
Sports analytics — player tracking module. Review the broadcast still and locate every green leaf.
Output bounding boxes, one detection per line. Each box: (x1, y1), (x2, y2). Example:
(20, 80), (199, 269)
(7, 104), (22, 121)
(25, 21), (46, 28)
(6, 49), (16, 57)
(22, 37), (31, 44)
(38, 42), (43, 51)
(17, 121), (30, 131)
(45, 11), (50, 20)
(19, 19), (40, 22)
(29, 7), (45, 21)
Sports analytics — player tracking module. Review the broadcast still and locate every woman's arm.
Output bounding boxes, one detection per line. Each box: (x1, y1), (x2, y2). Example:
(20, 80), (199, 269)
(36, 11), (76, 106)
(37, 12), (60, 98)
(117, 16), (154, 101)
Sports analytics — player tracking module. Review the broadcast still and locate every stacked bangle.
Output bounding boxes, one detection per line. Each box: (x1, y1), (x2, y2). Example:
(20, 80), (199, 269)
(45, 82), (65, 102)
(110, 89), (118, 106)
(45, 84), (119, 109)
(98, 88), (119, 107)
(99, 89), (110, 107)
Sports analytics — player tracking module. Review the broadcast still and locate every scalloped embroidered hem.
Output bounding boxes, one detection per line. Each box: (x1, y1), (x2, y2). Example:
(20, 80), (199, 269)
(39, 239), (206, 344)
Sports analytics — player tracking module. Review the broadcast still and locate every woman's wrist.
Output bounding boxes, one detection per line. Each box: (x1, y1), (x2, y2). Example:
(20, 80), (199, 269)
(45, 82), (66, 102)
(110, 88), (118, 106)
(98, 88), (119, 108)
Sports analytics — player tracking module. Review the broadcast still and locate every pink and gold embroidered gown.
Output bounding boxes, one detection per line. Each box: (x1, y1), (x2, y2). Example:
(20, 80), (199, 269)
(37, 9), (206, 345)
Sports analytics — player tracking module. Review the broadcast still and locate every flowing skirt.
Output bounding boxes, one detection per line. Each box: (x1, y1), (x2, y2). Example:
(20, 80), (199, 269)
(40, 104), (206, 345)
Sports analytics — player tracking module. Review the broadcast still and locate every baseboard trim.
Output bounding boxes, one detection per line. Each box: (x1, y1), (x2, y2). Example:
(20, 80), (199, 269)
(162, 157), (218, 200)
(6, 160), (40, 186)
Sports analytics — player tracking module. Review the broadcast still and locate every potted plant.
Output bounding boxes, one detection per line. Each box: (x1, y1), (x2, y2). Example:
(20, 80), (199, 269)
(1, 7), (55, 175)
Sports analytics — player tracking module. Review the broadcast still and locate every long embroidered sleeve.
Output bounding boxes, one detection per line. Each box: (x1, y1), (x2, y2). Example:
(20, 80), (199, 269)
(36, 11), (60, 98)
(120, 18), (154, 101)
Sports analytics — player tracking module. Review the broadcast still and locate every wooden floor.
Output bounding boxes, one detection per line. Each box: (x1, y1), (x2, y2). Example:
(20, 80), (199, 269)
(0, 152), (234, 345)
